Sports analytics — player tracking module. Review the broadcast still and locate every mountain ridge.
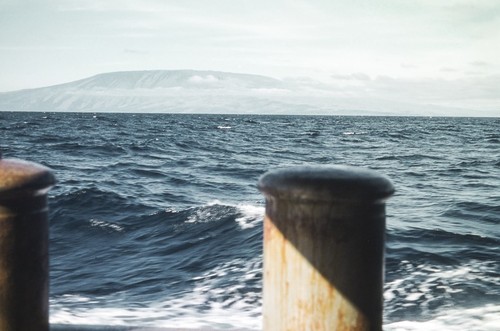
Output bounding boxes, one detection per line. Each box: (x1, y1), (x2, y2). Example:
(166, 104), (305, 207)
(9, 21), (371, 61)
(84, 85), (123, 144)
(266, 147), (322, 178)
(4, 70), (286, 92)
(0, 70), (477, 116)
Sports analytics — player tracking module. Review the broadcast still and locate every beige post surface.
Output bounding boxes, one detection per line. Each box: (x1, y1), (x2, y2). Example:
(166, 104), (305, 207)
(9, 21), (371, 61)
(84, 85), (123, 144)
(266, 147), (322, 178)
(258, 166), (394, 331)
(0, 156), (55, 331)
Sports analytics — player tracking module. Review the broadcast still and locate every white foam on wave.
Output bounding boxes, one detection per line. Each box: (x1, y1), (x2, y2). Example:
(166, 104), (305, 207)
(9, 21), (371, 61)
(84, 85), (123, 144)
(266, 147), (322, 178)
(51, 304), (259, 330)
(51, 254), (497, 331)
(51, 298), (499, 331)
(384, 260), (498, 306)
(384, 259), (499, 330)
(186, 200), (263, 229)
(385, 304), (500, 331)
(234, 204), (264, 229)
(185, 207), (214, 224)
(89, 218), (124, 232)
(343, 131), (367, 135)
(51, 256), (262, 330)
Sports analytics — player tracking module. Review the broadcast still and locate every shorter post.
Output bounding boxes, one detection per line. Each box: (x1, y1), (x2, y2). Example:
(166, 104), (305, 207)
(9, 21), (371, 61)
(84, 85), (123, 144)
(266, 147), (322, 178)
(0, 156), (55, 331)
(258, 165), (394, 331)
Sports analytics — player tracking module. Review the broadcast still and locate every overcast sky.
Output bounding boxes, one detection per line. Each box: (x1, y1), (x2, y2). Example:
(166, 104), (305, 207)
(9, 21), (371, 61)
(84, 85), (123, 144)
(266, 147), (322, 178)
(1, 0), (499, 115)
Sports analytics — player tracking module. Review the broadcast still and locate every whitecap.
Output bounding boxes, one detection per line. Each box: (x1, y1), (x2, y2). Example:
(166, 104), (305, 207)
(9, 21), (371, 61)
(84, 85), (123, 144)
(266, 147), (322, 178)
(50, 258), (263, 330)
(186, 200), (263, 229)
(89, 219), (124, 232)
(385, 304), (500, 331)
(235, 204), (264, 229)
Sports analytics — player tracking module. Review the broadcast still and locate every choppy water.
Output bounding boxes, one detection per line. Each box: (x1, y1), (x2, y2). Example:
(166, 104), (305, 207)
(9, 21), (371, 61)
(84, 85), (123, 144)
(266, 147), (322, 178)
(1, 112), (499, 330)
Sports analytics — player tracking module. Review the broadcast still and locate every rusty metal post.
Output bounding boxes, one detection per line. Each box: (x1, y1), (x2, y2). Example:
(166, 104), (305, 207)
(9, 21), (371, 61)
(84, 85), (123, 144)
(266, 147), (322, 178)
(0, 155), (55, 331)
(258, 165), (394, 331)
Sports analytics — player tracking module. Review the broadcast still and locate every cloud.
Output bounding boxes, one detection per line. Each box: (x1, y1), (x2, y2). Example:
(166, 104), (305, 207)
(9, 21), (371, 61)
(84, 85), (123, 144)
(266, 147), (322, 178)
(55, 0), (184, 13)
(1, 0), (499, 100)
(363, 74), (500, 112)
(469, 61), (491, 67)
(440, 67), (458, 73)
(400, 63), (419, 69)
(124, 49), (149, 55)
(188, 75), (219, 84)
(290, 71), (500, 114)
(0, 45), (77, 51)
(251, 88), (291, 95)
(443, 0), (500, 24)
(331, 73), (371, 81)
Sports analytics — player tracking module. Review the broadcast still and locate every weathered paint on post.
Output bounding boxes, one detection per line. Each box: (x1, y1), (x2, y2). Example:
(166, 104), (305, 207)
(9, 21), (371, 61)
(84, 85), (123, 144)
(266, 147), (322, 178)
(258, 166), (394, 331)
(0, 157), (55, 331)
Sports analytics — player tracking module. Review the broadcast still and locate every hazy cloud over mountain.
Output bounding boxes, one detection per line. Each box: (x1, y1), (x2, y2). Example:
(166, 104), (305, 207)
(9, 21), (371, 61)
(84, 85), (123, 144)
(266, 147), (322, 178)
(1, 70), (494, 116)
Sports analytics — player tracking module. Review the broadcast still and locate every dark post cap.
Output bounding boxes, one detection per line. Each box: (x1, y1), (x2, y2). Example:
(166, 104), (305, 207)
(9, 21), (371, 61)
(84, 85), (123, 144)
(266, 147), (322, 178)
(0, 158), (55, 198)
(258, 165), (394, 202)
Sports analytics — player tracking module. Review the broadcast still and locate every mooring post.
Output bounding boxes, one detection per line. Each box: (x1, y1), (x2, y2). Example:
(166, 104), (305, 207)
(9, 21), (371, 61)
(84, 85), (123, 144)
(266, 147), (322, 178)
(0, 155), (55, 331)
(258, 165), (394, 331)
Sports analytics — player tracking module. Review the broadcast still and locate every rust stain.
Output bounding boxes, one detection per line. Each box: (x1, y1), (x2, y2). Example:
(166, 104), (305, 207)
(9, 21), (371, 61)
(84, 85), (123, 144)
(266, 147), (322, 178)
(263, 215), (272, 245)
(264, 216), (372, 330)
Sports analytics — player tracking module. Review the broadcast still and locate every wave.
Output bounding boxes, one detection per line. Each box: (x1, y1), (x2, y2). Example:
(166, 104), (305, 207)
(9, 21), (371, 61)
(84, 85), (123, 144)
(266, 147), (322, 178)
(388, 227), (499, 248)
(50, 198), (263, 298)
(51, 256), (262, 330)
(385, 304), (500, 331)
(384, 259), (499, 330)
(441, 201), (500, 224)
(4, 113), (498, 330)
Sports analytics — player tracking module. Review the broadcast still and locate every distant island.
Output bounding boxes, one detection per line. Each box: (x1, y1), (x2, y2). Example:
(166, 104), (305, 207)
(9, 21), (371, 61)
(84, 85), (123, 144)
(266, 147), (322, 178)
(0, 70), (474, 116)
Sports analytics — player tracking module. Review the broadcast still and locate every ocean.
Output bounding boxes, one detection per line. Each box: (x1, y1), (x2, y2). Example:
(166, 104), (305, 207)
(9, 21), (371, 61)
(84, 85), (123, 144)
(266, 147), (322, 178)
(1, 112), (499, 330)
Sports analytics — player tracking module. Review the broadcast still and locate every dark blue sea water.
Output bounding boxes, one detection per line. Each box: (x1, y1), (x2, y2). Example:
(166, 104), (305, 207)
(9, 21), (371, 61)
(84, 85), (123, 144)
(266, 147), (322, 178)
(1, 112), (499, 330)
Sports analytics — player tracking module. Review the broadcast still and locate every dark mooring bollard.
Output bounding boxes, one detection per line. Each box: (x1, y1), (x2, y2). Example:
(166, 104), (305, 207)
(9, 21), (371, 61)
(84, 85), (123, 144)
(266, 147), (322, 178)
(258, 166), (394, 331)
(0, 156), (55, 331)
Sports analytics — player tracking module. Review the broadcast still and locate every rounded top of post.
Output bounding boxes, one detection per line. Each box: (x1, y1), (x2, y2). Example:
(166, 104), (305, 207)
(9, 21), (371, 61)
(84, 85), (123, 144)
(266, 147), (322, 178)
(258, 165), (394, 202)
(0, 158), (55, 197)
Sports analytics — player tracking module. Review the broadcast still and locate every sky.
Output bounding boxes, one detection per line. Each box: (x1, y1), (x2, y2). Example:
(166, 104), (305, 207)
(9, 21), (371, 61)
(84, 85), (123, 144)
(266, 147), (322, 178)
(1, 0), (499, 115)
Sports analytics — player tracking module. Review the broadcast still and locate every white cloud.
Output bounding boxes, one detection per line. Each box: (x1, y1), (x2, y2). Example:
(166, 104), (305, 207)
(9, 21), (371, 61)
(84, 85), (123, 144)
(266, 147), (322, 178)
(188, 75), (219, 84)
(326, 73), (500, 113)
(331, 73), (371, 81)
(469, 61), (491, 68)
(55, 0), (184, 13)
(251, 88), (291, 95)
(123, 49), (149, 55)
